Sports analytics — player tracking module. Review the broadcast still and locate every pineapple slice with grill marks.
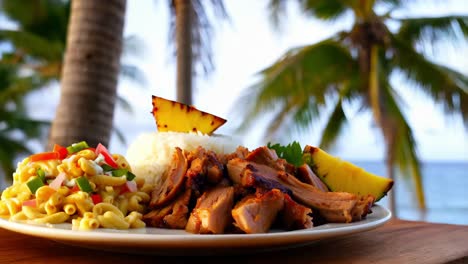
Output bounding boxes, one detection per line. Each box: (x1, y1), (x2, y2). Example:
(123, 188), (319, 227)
(151, 95), (227, 135)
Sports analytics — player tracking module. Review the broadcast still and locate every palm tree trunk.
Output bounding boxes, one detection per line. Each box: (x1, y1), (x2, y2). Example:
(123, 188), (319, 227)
(385, 141), (397, 218)
(368, 45), (397, 216)
(174, 0), (193, 105)
(48, 0), (126, 149)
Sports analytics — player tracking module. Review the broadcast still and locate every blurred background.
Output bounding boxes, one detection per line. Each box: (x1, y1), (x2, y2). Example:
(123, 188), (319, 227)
(0, 0), (467, 225)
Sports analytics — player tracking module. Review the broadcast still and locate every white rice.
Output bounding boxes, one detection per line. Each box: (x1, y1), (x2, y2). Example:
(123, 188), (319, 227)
(125, 131), (240, 186)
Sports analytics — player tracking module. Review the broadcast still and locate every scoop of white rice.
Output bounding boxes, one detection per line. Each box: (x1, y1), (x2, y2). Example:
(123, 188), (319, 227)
(125, 131), (240, 186)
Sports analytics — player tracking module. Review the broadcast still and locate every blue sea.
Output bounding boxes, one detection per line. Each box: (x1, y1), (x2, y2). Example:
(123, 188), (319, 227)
(353, 161), (468, 226)
(1, 161), (466, 225)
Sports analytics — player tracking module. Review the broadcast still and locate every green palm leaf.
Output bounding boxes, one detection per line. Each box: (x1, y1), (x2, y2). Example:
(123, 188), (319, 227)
(379, 81), (425, 208)
(396, 15), (468, 45)
(233, 38), (357, 138)
(390, 35), (468, 124)
(319, 98), (347, 151)
(0, 30), (63, 61)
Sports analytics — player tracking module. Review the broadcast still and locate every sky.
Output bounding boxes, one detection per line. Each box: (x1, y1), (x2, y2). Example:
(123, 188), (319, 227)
(25, 0), (468, 162)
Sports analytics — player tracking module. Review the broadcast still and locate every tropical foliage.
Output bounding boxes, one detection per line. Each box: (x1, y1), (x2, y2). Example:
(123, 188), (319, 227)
(0, 0), (143, 180)
(234, 0), (468, 213)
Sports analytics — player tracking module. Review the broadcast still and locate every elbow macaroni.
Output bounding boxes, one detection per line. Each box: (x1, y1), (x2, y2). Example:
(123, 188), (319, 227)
(0, 144), (150, 230)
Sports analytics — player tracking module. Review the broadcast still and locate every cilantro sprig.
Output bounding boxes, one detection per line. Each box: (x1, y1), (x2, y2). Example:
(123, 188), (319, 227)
(267, 141), (304, 167)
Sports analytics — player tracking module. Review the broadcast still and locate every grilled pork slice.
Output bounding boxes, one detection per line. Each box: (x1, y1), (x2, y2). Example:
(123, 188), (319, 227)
(221, 145), (250, 163)
(186, 186), (235, 234)
(281, 194), (313, 230)
(296, 164), (329, 192)
(351, 195), (375, 221)
(232, 189), (284, 234)
(226, 158), (359, 223)
(143, 188), (191, 228)
(245, 146), (295, 174)
(150, 147), (188, 208)
(186, 146), (224, 184)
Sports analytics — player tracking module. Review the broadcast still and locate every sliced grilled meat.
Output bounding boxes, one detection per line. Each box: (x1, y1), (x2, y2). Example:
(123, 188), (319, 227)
(245, 146), (295, 174)
(150, 147), (188, 208)
(186, 186), (235, 234)
(351, 195), (375, 221)
(296, 164), (329, 192)
(281, 194), (313, 230)
(232, 189), (284, 234)
(185, 147), (225, 199)
(221, 145), (250, 163)
(143, 188), (191, 228)
(227, 158), (358, 223)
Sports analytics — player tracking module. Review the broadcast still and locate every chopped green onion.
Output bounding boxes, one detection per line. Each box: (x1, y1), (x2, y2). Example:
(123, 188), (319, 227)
(37, 168), (46, 182)
(126, 171), (136, 181)
(66, 141), (89, 154)
(27, 177), (44, 194)
(111, 169), (136, 181)
(101, 164), (114, 172)
(75, 176), (93, 193)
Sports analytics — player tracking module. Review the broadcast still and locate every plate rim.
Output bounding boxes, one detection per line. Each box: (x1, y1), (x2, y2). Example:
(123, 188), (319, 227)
(0, 204), (392, 246)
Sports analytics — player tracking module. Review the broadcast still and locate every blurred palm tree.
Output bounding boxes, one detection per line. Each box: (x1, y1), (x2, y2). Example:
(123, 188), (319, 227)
(234, 0), (468, 215)
(0, 0), (144, 181)
(168, 0), (228, 105)
(48, 0), (127, 149)
(0, 64), (49, 182)
(0, 0), (146, 169)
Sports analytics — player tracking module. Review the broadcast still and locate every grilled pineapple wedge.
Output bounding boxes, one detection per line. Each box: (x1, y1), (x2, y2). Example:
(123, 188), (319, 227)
(303, 145), (393, 201)
(151, 95), (227, 135)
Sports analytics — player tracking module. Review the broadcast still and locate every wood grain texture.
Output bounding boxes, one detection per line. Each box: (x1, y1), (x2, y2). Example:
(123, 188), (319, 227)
(0, 219), (467, 264)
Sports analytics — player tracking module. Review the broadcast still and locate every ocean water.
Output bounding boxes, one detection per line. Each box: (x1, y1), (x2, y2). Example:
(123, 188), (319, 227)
(353, 161), (468, 226)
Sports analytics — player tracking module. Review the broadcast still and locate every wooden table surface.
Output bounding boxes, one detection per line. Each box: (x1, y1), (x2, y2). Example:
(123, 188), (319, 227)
(0, 219), (467, 264)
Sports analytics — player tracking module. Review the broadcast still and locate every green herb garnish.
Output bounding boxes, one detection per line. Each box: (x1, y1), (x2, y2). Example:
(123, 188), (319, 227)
(267, 141), (304, 167)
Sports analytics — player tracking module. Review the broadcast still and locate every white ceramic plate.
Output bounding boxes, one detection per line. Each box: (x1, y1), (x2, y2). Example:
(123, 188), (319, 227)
(0, 204), (391, 255)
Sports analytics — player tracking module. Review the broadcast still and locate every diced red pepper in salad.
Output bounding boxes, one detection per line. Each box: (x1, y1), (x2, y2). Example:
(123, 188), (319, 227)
(29, 152), (60, 162)
(91, 194), (102, 205)
(95, 143), (118, 169)
(52, 144), (69, 159)
(70, 185), (80, 193)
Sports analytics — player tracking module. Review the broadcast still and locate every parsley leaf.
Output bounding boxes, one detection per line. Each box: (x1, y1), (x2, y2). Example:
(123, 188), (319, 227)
(267, 141), (304, 167)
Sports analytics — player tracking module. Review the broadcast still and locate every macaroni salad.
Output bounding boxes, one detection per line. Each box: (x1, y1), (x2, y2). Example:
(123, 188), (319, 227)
(0, 142), (152, 230)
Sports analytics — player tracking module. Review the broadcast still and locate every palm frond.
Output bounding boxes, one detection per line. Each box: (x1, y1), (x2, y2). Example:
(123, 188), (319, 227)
(0, 110), (50, 137)
(319, 98), (347, 151)
(119, 64), (147, 86)
(122, 35), (145, 59)
(0, 75), (52, 105)
(0, 132), (33, 180)
(267, 0), (288, 30)
(379, 81), (425, 208)
(396, 15), (468, 45)
(112, 126), (127, 146)
(0, 30), (63, 61)
(115, 95), (134, 115)
(299, 0), (350, 21)
(232, 38), (357, 138)
(390, 35), (468, 125)
(1, 0), (69, 42)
